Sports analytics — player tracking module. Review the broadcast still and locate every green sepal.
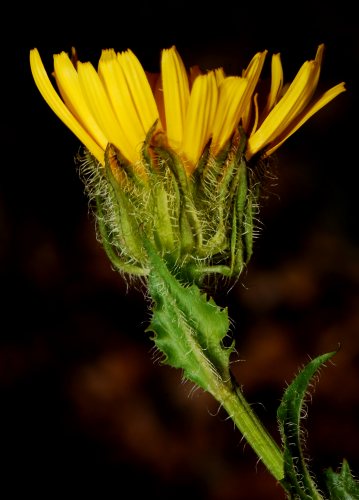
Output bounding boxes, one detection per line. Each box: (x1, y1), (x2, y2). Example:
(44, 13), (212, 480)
(230, 157), (248, 274)
(202, 136), (232, 186)
(277, 351), (337, 499)
(218, 129), (247, 194)
(325, 459), (359, 500)
(144, 238), (234, 391)
(154, 146), (202, 254)
(95, 195), (148, 276)
(140, 119), (159, 175)
(141, 126), (177, 254)
(104, 145), (145, 262)
(107, 142), (146, 188)
(154, 145), (189, 196)
(229, 137), (259, 271)
(243, 182), (259, 264)
(191, 138), (212, 193)
(151, 181), (176, 253)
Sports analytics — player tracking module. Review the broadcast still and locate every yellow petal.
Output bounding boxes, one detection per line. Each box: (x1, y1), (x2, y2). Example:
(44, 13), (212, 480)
(264, 82), (346, 156)
(77, 61), (137, 163)
(311, 43), (325, 93)
(30, 48), (104, 164)
(274, 45), (325, 133)
(246, 59), (316, 157)
(182, 71), (218, 171)
(53, 52), (108, 151)
(98, 49), (145, 152)
(161, 46), (190, 150)
(241, 50), (267, 131)
(263, 53), (284, 115)
(206, 72), (220, 136)
(249, 93), (260, 137)
(116, 49), (160, 133)
(215, 67), (225, 86)
(211, 76), (248, 155)
(243, 50), (267, 97)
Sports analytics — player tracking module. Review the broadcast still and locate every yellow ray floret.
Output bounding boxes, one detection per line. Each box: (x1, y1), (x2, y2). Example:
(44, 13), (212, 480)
(240, 50), (268, 131)
(182, 71), (218, 171)
(98, 49), (147, 153)
(264, 82), (346, 157)
(211, 76), (249, 155)
(30, 44), (346, 172)
(161, 45), (190, 150)
(30, 49), (105, 164)
(246, 44), (346, 159)
(260, 53), (283, 120)
(77, 60), (137, 163)
(116, 49), (160, 134)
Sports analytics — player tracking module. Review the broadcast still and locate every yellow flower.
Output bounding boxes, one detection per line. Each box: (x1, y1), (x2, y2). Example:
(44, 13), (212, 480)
(30, 44), (345, 172)
(29, 44), (347, 281)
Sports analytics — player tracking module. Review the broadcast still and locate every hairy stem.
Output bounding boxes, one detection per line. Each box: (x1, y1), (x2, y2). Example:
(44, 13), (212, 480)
(204, 369), (284, 481)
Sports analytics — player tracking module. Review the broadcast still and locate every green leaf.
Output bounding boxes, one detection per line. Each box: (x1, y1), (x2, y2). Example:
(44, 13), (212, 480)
(277, 351), (337, 499)
(325, 459), (359, 499)
(144, 239), (234, 392)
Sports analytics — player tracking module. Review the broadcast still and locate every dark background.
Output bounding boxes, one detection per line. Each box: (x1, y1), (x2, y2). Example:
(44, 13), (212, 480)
(1, 2), (358, 498)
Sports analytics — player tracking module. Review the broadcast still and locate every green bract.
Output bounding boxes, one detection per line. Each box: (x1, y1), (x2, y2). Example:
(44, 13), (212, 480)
(83, 126), (261, 285)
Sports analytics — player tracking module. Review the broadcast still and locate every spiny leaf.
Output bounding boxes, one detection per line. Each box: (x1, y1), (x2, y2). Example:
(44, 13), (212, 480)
(277, 351), (337, 499)
(144, 238), (234, 391)
(325, 459), (359, 500)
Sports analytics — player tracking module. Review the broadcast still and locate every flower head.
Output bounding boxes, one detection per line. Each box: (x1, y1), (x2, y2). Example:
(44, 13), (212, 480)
(30, 45), (346, 283)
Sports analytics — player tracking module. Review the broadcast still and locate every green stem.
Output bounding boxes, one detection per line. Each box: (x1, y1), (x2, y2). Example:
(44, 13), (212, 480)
(144, 238), (284, 484)
(205, 371), (284, 482)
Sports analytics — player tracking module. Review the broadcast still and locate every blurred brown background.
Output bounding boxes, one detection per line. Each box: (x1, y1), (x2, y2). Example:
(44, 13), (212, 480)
(1, 2), (358, 499)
